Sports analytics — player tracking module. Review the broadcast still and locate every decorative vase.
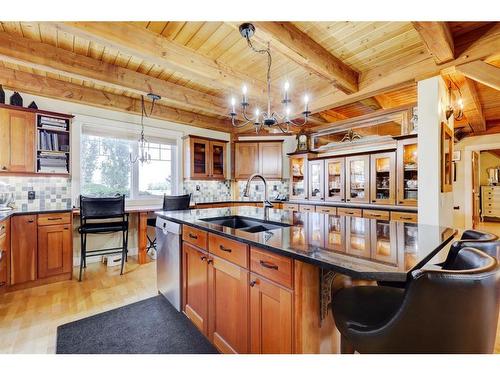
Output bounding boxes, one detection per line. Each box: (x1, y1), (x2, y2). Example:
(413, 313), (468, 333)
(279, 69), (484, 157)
(28, 101), (38, 109)
(10, 92), (23, 107)
(0, 85), (5, 104)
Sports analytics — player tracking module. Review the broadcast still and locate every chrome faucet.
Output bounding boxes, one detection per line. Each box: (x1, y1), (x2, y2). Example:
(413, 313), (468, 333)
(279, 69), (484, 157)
(243, 173), (274, 210)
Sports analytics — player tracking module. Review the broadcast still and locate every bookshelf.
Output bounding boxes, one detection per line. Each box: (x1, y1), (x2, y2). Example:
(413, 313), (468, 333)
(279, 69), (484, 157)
(36, 113), (71, 175)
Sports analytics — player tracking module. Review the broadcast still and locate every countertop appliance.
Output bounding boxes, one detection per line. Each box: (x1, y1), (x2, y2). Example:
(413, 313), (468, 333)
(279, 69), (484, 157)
(155, 216), (182, 311)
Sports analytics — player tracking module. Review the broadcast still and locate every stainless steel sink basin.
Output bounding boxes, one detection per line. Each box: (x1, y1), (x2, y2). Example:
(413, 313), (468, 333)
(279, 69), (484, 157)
(199, 215), (291, 233)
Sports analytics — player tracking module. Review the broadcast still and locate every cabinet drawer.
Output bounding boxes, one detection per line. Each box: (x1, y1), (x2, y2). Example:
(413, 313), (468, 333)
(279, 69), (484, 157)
(182, 225), (207, 250)
(315, 206), (337, 215)
(391, 211), (418, 223)
(337, 207), (362, 217)
(363, 209), (390, 220)
(299, 204), (315, 212)
(38, 212), (71, 226)
(282, 203), (298, 211)
(209, 233), (248, 268)
(250, 247), (293, 289)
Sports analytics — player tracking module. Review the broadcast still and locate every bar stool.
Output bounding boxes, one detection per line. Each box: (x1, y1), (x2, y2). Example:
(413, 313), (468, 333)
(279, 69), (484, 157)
(146, 194), (191, 253)
(78, 195), (129, 281)
(332, 247), (500, 353)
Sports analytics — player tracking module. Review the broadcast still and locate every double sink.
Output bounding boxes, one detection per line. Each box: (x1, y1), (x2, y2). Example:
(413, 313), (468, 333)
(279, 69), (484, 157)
(200, 215), (291, 233)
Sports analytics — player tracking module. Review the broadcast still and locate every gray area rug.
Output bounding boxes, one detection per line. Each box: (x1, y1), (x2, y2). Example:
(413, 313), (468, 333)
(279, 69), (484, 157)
(56, 295), (218, 354)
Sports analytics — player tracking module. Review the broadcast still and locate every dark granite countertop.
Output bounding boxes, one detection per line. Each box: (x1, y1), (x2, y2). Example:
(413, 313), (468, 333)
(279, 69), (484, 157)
(155, 206), (455, 282)
(193, 199), (287, 205)
(0, 206), (73, 222)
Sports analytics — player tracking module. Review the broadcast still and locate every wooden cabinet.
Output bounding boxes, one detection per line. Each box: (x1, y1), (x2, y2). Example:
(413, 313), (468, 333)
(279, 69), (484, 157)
(370, 152), (396, 205)
(234, 141), (283, 180)
(184, 136), (228, 180)
(10, 215), (37, 285)
(346, 216), (371, 258)
(397, 137), (418, 206)
(325, 157), (345, 202)
(259, 142), (282, 179)
(390, 211), (418, 223)
(0, 219), (10, 288)
(308, 159), (325, 201)
(0, 108), (36, 173)
(182, 242), (209, 334)
(289, 154), (308, 200)
(345, 155), (370, 203)
(208, 255), (249, 354)
(37, 224), (72, 278)
(250, 275), (293, 354)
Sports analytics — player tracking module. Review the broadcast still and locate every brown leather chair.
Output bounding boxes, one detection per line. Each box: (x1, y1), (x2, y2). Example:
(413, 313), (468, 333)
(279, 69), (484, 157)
(332, 247), (500, 353)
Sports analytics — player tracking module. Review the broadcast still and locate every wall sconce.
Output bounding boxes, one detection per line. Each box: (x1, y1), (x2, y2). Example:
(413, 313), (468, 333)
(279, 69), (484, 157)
(445, 82), (464, 121)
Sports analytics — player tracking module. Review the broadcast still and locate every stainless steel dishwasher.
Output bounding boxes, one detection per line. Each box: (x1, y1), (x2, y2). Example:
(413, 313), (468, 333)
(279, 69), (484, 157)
(155, 217), (182, 311)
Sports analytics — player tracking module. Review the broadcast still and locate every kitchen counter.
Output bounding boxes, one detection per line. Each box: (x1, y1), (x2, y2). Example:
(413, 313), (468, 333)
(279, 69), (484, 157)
(156, 206), (455, 282)
(287, 199), (418, 212)
(0, 206), (72, 222)
(193, 199), (286, 206)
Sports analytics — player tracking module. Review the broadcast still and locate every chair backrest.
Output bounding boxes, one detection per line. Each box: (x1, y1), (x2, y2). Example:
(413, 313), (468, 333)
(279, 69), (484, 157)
(460, 229), (498, 241)
(80, 195), (125, 220)
(163, 194), (191, 211)
(391, 248), (500, 353)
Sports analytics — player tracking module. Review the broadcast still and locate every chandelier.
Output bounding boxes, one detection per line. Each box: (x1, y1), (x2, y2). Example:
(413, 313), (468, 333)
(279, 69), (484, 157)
(229, 23), (311, 133)
(130, 93), (161, 164)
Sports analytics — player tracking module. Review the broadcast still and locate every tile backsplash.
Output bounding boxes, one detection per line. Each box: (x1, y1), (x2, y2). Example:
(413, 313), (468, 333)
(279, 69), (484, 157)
(236, 180), (289, 201)
(183, 180), (232, 203)
(0, 176), (72, 211)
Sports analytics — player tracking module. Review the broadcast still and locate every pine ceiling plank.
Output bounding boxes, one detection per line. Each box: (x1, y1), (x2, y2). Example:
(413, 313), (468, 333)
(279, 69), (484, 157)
(0, 65), (232, 132)
(20, 22), (42, 42)
(161, 22), (186, 39)
(456, 60), (500, 91)
(252, 22), (359, 94)
(173, 21), (204, 45)
(186, 22), (223, 51)
(57, 22), (272, 103)
(196, 23), (233, 55)
(459, 76), (486, 132)
(0, 31), (230, 117)
(412, 22), (455, 64)
(146, 22), (168, 34)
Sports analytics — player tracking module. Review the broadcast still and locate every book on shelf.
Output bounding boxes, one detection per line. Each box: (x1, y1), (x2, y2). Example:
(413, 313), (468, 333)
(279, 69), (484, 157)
(39, 131), (66, 152)
(40, 116), (67, 125)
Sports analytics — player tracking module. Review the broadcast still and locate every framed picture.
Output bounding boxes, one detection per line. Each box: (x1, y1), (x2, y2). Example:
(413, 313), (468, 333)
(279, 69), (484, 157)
(441, 122), (453, 192)
(452, 150), (461, 161)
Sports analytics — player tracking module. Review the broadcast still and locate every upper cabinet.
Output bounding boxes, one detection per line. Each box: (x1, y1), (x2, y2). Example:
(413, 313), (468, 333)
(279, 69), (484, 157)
(370, 152), (396, 205)
(345, 155), (370, 203)
(234, 141), (283, 180)
(0, 107), (35, 173)
(397, 137), (418, 206)
(325, 157), (345, 202)
(289, 154), (308, 200)
(0, 105), (72, 176)
(184, 135), (228, 180)
(308, 159), (325, 201)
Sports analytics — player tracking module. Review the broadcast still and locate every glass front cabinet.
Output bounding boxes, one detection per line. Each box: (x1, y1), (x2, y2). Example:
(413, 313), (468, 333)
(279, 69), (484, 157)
(397, 137), (418, 206)
(289, 154), (308, 200)
(325, 157), (345, 202)
(370, 152), (396, 205)
(308, 159), (325, 201)
(184, 135), (227, 180)
(209, 141), (226, 180)
(345, 155), (370, 203)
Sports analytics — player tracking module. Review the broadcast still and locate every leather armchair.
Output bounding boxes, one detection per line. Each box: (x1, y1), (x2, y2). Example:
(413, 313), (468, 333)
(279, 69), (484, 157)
(332, 247), (500, 353)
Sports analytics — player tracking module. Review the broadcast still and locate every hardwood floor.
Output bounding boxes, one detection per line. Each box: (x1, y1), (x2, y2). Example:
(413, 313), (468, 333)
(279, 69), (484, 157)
(0, 257), (157, 353)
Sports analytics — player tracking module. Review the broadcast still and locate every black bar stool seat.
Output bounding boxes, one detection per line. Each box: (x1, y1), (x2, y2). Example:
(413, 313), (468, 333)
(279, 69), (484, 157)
(332, 247), (500, 354)
(78, 221), (129, 234)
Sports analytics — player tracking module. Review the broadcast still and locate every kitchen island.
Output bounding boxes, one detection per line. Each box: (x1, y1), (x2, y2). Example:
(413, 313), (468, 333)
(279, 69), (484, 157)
(156, 206), (455, 354)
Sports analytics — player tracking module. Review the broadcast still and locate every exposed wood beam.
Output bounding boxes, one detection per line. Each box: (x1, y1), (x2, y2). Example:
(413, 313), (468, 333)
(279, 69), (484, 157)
(456, 60), (500, 91)
(359, 97), (382, 111)
(305, 22), (500, 116)
(373, 94), (396, 109)
(252, 22), (359, 94)
(0, 65), (231, 133)
(55, 22), (273, 105)
(459, 76), (486, 133)
(317, 111), (348, 123)
(412, 22), (455, 64)
(0, 31), (229, 118)
(466, 120), (500, 136)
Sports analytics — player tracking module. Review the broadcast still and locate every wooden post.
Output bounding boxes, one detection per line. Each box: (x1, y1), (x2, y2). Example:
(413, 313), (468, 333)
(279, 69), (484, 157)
(137, 212), (148, 264)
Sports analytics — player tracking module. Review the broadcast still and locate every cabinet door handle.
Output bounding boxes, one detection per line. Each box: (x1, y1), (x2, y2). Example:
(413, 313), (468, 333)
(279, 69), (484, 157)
(371, 214), (381, 218)
(27, 220), (34, 223)
(48, 217), (62, 221)
(249, 280), (257, 287)
(207, 259), (213, 265)
(200, 256), (207, 262)
(0, 250), (4, 262)
(259, 260), (278, 270)
(401, 217), (413, 220)
(188, 233), (198, 239)
(1, 166), (7, 171)
(219, 245), (232, 253)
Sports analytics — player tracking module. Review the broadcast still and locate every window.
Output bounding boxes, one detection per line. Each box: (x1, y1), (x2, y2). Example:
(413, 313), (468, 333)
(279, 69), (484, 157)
(80, 132), (176, 199)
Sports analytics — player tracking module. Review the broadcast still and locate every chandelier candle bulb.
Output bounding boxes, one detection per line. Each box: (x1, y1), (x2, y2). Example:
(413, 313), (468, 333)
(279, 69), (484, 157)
(242, 85), (248, 104)
(231, 97), (236, 114)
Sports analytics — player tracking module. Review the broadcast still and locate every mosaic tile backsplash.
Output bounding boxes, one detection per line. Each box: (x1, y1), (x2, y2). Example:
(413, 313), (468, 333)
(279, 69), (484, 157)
(236, 180), (289, 201)
(0, 176), (72, 211)
(183, 180), (232, 203)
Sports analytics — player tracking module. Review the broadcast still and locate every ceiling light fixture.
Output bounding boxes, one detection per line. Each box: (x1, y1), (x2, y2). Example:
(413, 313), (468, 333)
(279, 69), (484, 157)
(229, 23), (311, 133)
(445, 79), (464, 122)
(130, 93), (161, 164)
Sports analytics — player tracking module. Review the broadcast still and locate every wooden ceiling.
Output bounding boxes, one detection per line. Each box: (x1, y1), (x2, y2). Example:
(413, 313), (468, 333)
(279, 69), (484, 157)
(0, 21), (498, 136)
